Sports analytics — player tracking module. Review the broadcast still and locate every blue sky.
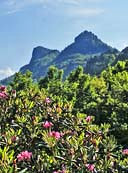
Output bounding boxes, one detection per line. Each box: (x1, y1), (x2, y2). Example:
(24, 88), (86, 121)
(0, 0), (128, 79)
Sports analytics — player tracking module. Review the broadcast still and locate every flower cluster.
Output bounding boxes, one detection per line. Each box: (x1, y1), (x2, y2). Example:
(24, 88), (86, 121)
(45, 97), (51, 104)
(17, 151), (32, 162)
(122, 149), (128, 155)
(49, 131), (62, 139)
(43, 121), (53, 128)
(86, 164), (95, 172)
(0, 85), (6, 91)
(86, 116), (92, 123)
(0, 85), (8, 99)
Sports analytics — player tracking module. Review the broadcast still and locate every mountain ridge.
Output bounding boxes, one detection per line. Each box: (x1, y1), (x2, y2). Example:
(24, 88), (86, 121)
(54, 30), (117, 63)
(2, 30), (128, 84)
(20, 48), (60, 79)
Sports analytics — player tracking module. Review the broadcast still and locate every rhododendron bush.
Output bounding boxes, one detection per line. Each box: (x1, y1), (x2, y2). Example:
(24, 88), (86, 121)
(1, 66), (128, 172)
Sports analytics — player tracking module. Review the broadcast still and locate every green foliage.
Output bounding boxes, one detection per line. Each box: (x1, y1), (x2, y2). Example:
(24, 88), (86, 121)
(1, 61), (128, 172)
(85, 52), (117, 75)
(10, 71), (33, 91)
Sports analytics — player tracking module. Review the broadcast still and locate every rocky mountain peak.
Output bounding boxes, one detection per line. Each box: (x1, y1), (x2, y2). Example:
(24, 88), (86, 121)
(31, 46), (51, 60)
(75, 30), (98, 43)
(55, 30), (115, 62)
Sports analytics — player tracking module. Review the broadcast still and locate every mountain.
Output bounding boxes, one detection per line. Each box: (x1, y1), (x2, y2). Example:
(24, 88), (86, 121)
(54, 31), (118, 76)
(112, 47), (128, 65)
(55, 31), (116, 63)
(1, 30), (121, 84)
(20, 30), (118, 79)
(20, 47), (60, 79)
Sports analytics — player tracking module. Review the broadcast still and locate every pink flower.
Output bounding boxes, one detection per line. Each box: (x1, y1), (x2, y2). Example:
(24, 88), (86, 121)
(0, 86), (8, 99)
(43, 121), (53, 128)
(17, 151), (32, 162)
(86, 116), (92, 123)
(122, 149), (128, 155)
(45, 97), (51, 104)
(0, 85), (6, 92)
(49, 131), (61, 139)
(86, 164), (95, 172)
(0, 92), (8, 99)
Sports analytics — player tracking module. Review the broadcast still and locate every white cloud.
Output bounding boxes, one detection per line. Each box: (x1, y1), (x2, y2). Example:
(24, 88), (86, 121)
(3, 0), (105, 15)
(0, 67), (15, 79)
(68, 7), (104, 17)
